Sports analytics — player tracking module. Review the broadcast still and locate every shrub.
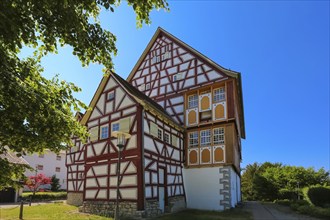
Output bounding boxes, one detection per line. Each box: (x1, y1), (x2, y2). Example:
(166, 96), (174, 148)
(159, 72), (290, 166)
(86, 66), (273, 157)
(279, 188), (299, 200)
(51, 175), (61, 192)
(22, 192), (67, 201)
(274, 199), (291, 206)
(296, 205), (330, 219)
(303, 186), (330, 207)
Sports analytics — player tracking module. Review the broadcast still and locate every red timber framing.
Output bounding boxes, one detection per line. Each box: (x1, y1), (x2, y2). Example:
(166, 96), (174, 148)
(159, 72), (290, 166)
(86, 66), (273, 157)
(143, 110), (185, 205)
(66, 73), (145, 209)
(127, 28), (245, 140)
(67, 71), (185, 211)
(66, 137), (86, 193)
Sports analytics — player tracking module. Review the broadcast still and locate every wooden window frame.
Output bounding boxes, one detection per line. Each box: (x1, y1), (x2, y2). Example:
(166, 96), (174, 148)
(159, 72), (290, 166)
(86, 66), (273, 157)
(213, 127), (225, 145)
(173, 73), (182, 82)
(188, 131), (199, 148)
(213, 87), (225, 103)
(164, 132), (170, 144)
(112, 122), (119, 132)
(107, 91), (115, 100)
(200, 129), (211, 147)
(188, 94), (198, 109)
(100, 125), (109, 139)
(157, 128), (163, 140)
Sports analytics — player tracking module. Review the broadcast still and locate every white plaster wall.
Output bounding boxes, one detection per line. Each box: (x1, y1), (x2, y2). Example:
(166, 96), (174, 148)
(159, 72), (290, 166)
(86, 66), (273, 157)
(183, 166), (241, 210)
(24, 150), (67, 190)
(183, 167), (222, 210)
(230, 168), (238, 207)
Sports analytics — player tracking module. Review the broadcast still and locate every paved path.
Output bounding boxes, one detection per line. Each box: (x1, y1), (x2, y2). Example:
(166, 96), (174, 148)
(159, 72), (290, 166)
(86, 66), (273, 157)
(244, 201), (321, 220)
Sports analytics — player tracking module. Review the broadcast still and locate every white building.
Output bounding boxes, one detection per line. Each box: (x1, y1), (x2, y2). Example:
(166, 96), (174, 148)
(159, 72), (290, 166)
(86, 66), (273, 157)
(23, 150), (67, 190)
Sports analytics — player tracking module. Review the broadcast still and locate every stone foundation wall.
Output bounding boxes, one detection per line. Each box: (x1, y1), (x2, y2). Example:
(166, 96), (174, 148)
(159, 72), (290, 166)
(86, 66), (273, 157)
(145, 196), (186, 218)
(81, 201), (144, 218)
(67, 192), (83, 206)
(145, 200), (161, 217)
(167, 196), (186, 213)
(219, 166), (231, 210)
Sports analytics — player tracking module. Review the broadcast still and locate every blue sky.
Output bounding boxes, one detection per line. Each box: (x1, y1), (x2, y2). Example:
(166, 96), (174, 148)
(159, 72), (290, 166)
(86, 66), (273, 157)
(22, 1), (329, 170)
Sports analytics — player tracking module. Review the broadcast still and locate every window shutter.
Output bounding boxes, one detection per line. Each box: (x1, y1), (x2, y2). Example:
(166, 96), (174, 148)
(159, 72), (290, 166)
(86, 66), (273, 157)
(119, 117), (130, 133)
(171, 135), (178, 147)
(150, 122), (158, 137)
(89, 127), (99, 141)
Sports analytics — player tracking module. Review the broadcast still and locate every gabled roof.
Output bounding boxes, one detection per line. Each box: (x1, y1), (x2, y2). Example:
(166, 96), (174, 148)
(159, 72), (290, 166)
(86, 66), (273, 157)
(0, 148), (29, 165)
(80, 72), (184, 132)
(126, 27), (245, 138)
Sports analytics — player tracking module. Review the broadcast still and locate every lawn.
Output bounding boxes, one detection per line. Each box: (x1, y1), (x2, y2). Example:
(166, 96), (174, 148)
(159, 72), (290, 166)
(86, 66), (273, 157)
(0, 203), (110, 220)
(0, 203), (252, 220)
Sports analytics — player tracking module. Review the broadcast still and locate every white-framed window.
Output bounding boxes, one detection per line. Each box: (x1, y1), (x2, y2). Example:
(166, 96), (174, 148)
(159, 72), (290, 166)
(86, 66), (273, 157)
(213, 87), (225, 103)
(55, 167), (61, 172)
(188, 94), (198, 109)
(108, 91), (115, 100)
(200, 129), (211, 146)
(145, 83), (151, 90)
(164, 133), (170, 144)
(157, 128), (163, 140)
(173, 73), (182, 82)
(213, 127), (225, 145)
(112, 123), (119, 132)
(56, 155), (61, 161)
(189, 131), (198, 148)
(37, 165), (43, 170)
(100, 125), (109, 139)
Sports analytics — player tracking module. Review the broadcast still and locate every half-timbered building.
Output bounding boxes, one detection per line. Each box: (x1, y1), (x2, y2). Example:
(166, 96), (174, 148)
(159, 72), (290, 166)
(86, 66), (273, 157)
(66, 27), (245, 217)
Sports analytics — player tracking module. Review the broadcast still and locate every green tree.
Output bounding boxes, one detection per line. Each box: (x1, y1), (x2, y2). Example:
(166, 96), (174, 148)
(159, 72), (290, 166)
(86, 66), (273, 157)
(51, 175), (61, 192)
(0, 0), (169, 190)
(241, 162), (329, 201)
(241, 162), (260, 201)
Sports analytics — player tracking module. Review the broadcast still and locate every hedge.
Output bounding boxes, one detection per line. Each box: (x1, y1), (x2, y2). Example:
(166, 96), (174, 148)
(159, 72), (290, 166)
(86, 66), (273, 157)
(303, 186), (330, 207)
(22, 192), (67, 201)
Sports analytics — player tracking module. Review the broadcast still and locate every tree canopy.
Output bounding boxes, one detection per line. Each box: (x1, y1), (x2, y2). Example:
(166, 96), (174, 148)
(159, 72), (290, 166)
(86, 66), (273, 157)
(0, 0), (169, 189)
(241, 162), (329, 201)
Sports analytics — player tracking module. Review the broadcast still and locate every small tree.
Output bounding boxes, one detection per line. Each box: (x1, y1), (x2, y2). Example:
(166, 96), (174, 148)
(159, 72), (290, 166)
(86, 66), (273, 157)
(25, 173), (52, 195)
(50, 175), (61, 192)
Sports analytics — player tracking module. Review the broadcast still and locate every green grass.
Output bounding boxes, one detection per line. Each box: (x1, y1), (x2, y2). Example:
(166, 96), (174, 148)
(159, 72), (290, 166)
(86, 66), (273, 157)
(0, 203), (111, 220)
(0, 203), (251, 220)
(274, 199), (330, 219)
(155, 208), (252, 220)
